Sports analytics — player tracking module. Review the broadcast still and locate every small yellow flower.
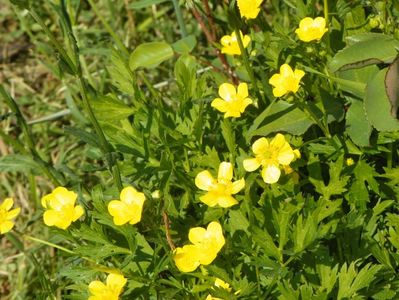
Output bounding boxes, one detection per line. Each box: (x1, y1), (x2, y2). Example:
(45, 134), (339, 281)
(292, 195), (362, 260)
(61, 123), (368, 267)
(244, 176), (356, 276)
(269, 64), (305, 97)
(295, 17), (328, 42)
(220, 31), (251, 56)
(0, 198), (20, 234)
(346, 158), (355, 166)
(237, 0), (264, 20)
(108, 186), (146, 226)
(195, 162), (245, 208)
(243, 134), (297, 184)
(88, 273), (127, 300)
(211, 83), (253, 118)
(41, 187), (84, 230)
(174, 221), (225, 272)
(205, 278), (235, 300)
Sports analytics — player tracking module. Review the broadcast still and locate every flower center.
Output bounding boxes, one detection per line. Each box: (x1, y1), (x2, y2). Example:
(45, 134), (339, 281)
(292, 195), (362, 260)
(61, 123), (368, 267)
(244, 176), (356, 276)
(256, 146), (279, 166)
(212, 181), (233, 195)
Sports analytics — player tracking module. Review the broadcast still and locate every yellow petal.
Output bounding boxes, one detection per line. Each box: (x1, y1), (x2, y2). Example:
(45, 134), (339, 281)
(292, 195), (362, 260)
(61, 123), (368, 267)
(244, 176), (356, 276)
(189, 227), (207, 245)
(270, 133), (286, 149)
(261, 164), (281, 184)
(53, 187), (77, 206)
(217, 195), (238, 208)
(43, 210), (58, 227)
(243, 158), (261, 172)
(252, 137), (269, 154)
(120, 186), (138, 204)
(128, 204), (143, 225)
(293, 149), (301, 159)
(237, 83), (248, 98)
(314, 17), (326, 30)
(195, 170), (216, 191)
(199, 193), (219, 207)
(241, 98), (253, 112)
(106, 273), (127, 293)
(220, 35), (232, 47)
(173, 245), (201, 272)
(218, 162), (233, 182)
(231, 178), (245, 194)
(299, 17), (314, 29)
(0, 220), (14, 234)
(294, 69), (305, 81)
(207, 222), (225, 250)
(1, 198), (13, 210)
(280, 64), (294, 77)
(88, 280), (107, 295)
(218, 83), (236, 102)
(211, 98), (229, 113)
(269, 73), (281, 87)
(272, 87), (288, 97)
(73, 205), (84, 221)
(215, 278), (231, 290)
(198, 246), (218, 265)
(6, 207), (20, 220)
(242, 35), (251, 48)
(108, 201), (131, 225)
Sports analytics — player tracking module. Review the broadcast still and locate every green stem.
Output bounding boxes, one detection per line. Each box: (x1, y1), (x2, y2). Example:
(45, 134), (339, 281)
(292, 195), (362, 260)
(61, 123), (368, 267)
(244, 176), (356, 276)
(171, 0), (187, 37)
(323, 0), (329, 25)
(24, 235), (76, 255)
(86, 0), (129, 56)
(77, 77), (123, 191)
(0, 85), (65, 186)
(298, 100), (331, 138)
(234, 28), (263, 103)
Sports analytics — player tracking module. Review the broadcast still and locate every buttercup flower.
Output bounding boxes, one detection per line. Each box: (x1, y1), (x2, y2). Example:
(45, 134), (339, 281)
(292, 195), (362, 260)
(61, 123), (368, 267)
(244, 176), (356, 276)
(88, 273), (127, 300)
(243, 134), (298, 184)
(108, 186), (146, 226)
(0, 198), (20, 234)
(220, 31), (250, 56)
(346, 158), (355, 166)
(174, 221), (225, 272)
(295, 17), (328, 42)
(269, 64), (305, 97)
(195, 162), (245, 208)
(211, 83), (253, 118)
(41, 187), (84, 230)
(237, 0), (264, 20)
(205, 278), (234, 300)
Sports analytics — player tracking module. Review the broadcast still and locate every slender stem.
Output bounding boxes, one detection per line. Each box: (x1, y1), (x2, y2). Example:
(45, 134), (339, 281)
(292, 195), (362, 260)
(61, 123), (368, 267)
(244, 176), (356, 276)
(323, 0), (329, 26)
(171, 0), (187, 37)
(86, 0), (129, 56)
(0, 86), (65, 186)
(24, 235), (75, 255)
(234, 28), (263, 102)
(163, 211), (176, 251)
(298, 100), (331, 138)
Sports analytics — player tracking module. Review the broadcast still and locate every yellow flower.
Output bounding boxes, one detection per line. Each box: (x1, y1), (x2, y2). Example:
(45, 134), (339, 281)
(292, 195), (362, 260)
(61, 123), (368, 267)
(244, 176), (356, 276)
(295, 17), (328, 42)
(269, 64), (305, 97)
(211, 83), (253, 118)
(237, 0), (264, 19)
(174, 221), (225, 272)
(0, 198), (20, 234)
(41, 187), (84, 230)
(195, 162), (245, 208)
(205, 278), (233, 300)
(243, 134), (297, 184)
(108, 186), (146, 226)
(88, 273), (127, 300)
(220, 31), (251, 56)
(346, 158), (355, 166)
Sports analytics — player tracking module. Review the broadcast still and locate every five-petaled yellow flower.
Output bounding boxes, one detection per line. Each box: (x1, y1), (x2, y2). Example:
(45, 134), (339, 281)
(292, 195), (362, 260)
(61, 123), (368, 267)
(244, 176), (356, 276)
(269, 64), (305, 97)
(88, 273), (127, 300)
(0, 198), (20, 234)
(237, 0), (264, 20)
(211, 83), (253, 118)
(108, 186), (146, 226)
(220, 31), (251, 56)
(295, 17), (328, 42)
(243, 134), (298, 184)
(174, 221), (225, 272)
(41, 187), (84, 230)
(195, 162), (245, 208)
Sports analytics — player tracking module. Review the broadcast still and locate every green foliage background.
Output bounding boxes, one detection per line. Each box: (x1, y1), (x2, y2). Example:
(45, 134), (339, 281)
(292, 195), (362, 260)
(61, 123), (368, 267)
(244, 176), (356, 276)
(1, 0), (399, 299)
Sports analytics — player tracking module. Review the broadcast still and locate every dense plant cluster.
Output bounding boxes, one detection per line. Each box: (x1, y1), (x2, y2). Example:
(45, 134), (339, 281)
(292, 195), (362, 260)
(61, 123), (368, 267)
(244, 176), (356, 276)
(1, 0), (399, 299)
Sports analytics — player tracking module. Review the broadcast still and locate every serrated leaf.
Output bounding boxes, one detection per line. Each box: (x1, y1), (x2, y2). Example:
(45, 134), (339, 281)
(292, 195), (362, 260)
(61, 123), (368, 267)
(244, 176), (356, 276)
(129, 42), (174, 70)
(364, 68), (399, 132)
(251, 226), (281, 261)
(91, 95), (134, 122)
(329, 34), (399, 72)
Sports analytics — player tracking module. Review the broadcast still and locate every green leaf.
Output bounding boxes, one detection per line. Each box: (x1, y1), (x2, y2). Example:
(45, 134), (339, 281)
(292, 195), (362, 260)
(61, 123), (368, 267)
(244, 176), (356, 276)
(385, 56), (399, 118)
(364, 68), (399, 132)
(10, 0), (30, 9)
(329, 34), (399, 72)
(172, 35), (197, 54)
(247, 102), (313, 139)
(345, 97), (372, 147)
(130, 0), (168, 9)
(251, 226), (281, 261)
(129, 42), (174, 70)
(0, 154), (40, 173)
(91, 95), (134, 122)
(228, 209), (250, 234)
